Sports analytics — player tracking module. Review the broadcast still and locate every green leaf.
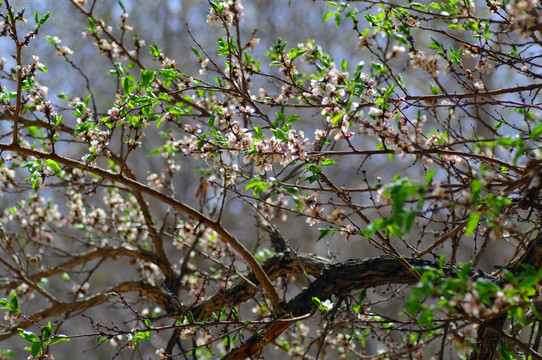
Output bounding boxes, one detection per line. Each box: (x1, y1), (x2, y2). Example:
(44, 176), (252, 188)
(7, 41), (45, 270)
(10, 292), (19, 314)
(288, 48), (307, 61)
(499, 338), (515, 360)
(271, 128), (288, 141)
(532, 303), (542, 321)
(429, 38), (443, 50)
(358, 289), (366, 304)
(18, 329), (39, 343)
(317, 228), (334, 242)
(382, 84), (394, 99)
(186, 311), (194, 323)
(469, 179), (482, 202)
(315, 63), (325, 76)
(74, 121), (92, 135)
(465, 212), (481, 236)
(1, 349), (15, 358)
(0, 298), (9, 308)
(303, 164), (322, 183)
(311, 296), (322, 308)
(531, 123), (542, 140)
(42, 322), (52, 340)
(245, 176), (270, 196)
(150, 42), (162, 58)
(48, 335), (70, 346)
(245, 177), (261, 191)
(140, 69), (155, 88)
(30, 341), (43, 357)
(40, 12), (51, 25)
(35, 11), (51, 30)
(409, 3), (428, 10)
(84, 93), (92, 107)
(122, 76), (137, 94)
(475, 279), (500, 305)
(231, 306), (239, 319)
(405, 296), (422, 315)
(53, 114), (63, 126)
(45, 159), (61, 173)
(322, 11), (333, 23)
(321, 158), (336, 166)
(393, 33), (408, 45)
(425, 169), (436, 184)
(281, 186), (299, 195)
(253, 125), (264, 140)
(419, 307), (433, 329)
(361, 218), (383, 238)
(429, 82), (440, 95)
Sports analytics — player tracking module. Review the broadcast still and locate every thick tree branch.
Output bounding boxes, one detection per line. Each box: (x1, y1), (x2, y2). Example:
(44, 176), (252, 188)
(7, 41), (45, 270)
(223, 256), (495, 359)
(0, 280), (176, 341)
(469, 233), (542, 360)
(188, 252), (330, 320)
(0, 252), (326, 342)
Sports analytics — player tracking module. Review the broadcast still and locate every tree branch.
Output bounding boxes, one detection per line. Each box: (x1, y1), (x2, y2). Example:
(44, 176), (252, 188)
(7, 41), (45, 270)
(223, 255), (494, 359)
(0, 142), (281, 313)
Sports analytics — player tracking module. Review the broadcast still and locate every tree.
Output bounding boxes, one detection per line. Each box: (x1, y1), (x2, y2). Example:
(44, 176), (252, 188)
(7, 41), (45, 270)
(0, 0), (541, 358)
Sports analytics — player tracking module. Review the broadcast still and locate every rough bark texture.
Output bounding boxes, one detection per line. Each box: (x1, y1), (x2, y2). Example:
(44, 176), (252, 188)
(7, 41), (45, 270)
(222, 255), (495, 360)
(469, 233), (542, 360)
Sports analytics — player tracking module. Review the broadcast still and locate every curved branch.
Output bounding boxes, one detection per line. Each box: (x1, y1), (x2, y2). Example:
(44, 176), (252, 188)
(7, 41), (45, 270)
(0, 252), (327, 341)
(469, 233), (542, 360)
(188, 252), (330, 320)
(223, 255), (495, 360)
(0, 142), (281, 312)
(0, 246), (160, 292)
(0, 280), (176, 341)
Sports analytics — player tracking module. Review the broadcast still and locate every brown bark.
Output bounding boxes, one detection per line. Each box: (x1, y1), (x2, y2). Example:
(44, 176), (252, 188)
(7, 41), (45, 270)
(223, 256), (494, 359)
(469, 233), (542, 360)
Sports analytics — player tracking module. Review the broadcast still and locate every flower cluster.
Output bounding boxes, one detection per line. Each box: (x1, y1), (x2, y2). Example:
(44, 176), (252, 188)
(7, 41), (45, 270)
(246, 128), (309, 175)
(218, 163), (239, 186)
(207, 0), (244, 26)
(103, 189), (148, 243)
(77, 125), (110, 153)
(175, 221), (225, 257)
(146, 158), (181, 190)
(36, 101), (55, 118)
(180, 117), (310, 175)
(409, 50), (441, 78)
(297, 192), (323, 226)
(117, 12), (133, 32)
(66, 190), (86, 223)
(261, 193), (289, 222)
(0, 164), (16, 196)
(386, 45), (406, 60)
(308, 62), (350, 102)
(506, 0), (541, 36)
(93, 38), (122, 59)
(448, 283), (527, 319)
(1, 195), (63, 240)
